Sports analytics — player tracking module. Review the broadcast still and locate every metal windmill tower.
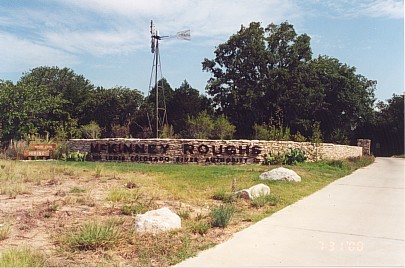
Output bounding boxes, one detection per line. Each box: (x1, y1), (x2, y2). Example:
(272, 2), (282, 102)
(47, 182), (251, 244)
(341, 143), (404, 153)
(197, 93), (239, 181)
(148, 20), (190, 138)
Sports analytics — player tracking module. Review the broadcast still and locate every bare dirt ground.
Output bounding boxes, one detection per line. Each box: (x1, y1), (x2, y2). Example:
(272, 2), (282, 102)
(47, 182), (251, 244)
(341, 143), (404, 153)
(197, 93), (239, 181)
(0, 163), (250, 266)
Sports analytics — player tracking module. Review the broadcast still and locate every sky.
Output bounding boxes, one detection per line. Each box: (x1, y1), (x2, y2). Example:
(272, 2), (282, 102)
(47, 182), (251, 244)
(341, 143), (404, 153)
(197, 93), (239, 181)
(0, 0), (403, 102)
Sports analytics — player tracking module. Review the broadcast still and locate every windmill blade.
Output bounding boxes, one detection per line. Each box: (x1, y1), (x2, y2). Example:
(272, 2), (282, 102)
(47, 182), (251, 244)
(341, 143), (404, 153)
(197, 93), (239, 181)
(176, 29), (191, 40)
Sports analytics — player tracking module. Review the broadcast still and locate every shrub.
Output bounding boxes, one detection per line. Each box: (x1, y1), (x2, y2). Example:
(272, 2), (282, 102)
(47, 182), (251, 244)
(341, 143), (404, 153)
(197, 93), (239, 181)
(212, 115), (236, 140)
(263, 152), (284, 165)
(283, 148), (307, 165)
(0, 247), (46, 267)
(160, 124), (178, 139)
(61, 151), (87, 162)
(310, 121), (323, 145)
(292, 131), (307, 142)
(64, 221), (122, 251)
(186, 111), (214, 139)
(81, 121), (101, 139)
(210, 205), (235, 228)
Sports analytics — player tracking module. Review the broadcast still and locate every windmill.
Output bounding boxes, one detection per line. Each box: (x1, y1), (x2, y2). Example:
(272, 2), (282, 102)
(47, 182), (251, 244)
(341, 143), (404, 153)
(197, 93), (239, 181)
(148, 20), (190, 138)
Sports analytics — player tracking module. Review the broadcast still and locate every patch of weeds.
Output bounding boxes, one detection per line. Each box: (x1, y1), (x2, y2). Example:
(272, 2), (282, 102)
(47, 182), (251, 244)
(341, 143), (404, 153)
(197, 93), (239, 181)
(212, 189), (236, 203)
(42, 202), (59, 218)
(69, 187), (86, 194)
(327, 160), (344, 169)
(107, 188), (142, 203)
(210, 205), (235, 228)
(189, 220), (210, 235)
(251, 194), (280, 208)
(121, 204), (147, 215)
(0, 223), (11, 241)
(95, 165), (103, 178)
(76, 194), (96, 207)
(0, 247), (47, 267)
(0, 182), (29, 198)
(177, 209), (191, 220)
(63, 221), (122, 251)
(134, 231), (195, 266)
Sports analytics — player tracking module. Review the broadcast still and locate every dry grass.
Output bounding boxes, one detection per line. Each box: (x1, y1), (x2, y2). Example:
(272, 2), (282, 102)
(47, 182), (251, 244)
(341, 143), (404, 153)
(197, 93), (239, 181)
(0, 156), (374, 266)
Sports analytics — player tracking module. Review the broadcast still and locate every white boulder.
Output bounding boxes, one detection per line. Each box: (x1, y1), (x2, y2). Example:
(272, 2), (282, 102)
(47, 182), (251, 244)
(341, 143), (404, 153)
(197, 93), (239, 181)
(238, 183), (270, 200)
(259, 167), (301, 182)
(135, 207), (181, 234)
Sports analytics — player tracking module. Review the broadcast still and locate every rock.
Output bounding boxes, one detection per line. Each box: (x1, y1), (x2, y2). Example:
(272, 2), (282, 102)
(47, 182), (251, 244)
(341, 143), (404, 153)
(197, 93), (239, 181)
(259, 167), (301, 182)
(135, 207), (181, 234)
(237, 183), (270, 200)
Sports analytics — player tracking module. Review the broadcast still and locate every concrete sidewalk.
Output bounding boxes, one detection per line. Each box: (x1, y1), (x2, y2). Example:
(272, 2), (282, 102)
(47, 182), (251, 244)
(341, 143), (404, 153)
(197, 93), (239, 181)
(176, 157), (405, 267)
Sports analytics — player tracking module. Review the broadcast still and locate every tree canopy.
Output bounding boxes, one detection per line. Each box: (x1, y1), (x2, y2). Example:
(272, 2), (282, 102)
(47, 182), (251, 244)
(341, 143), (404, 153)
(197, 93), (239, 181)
(203, 21), (377, 143)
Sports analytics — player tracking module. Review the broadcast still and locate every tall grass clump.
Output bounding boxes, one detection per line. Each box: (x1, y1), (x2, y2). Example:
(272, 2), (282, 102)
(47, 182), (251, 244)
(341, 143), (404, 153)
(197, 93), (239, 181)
(212, 189), (236, 203)
(0, 247), (47, 267)
(210, 205), (235, 228)
(107, 188), (142, 203)
(251, 194), (280, 208)
(63, 221), (122, 251)
(0, 224), (11, 240)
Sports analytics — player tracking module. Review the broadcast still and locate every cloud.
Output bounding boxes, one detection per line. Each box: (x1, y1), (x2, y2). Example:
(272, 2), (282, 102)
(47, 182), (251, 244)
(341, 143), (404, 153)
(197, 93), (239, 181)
(362, 0), (404, 19)
(44, 30), (142, 56)
(0, 32), (77, 72)
(63, 0), (301, 38)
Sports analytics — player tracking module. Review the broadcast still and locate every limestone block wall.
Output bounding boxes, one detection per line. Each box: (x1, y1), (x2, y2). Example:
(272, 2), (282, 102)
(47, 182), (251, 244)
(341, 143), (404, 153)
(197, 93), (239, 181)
(67, 138), (363, 164)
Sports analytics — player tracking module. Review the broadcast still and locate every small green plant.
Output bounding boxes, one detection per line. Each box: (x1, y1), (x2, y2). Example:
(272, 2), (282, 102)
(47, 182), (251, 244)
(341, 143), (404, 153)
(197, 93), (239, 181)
(282, 148), (307, 165)
(212, 189), (236, 203)
(189, 220), (210, 235)
(310, 121), (323, 145)
(177, 209), (191, 220)
(251, 194), (280, 208)
(0, 247), (47, 267)
(0, 224), (11, 241)
(64, 221), (122, 251)
(210, 205), (235, 228)
(62, 151), (87, 162)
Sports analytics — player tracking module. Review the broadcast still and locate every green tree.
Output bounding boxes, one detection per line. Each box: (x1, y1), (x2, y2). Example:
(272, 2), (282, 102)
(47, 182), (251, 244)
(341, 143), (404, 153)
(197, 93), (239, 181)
(167, 80), (212, 136)
(86, 86), (145, 137)
(186, 111), (214, 139)
(18, 66), (95, 125)
(0, 80), (66, 141)
(203, 21), (313, 138)
(357, 94), (404, 156)
(212, 115), (236, 140)
(309, 56), (376, 142)
(203, 21), (375, 141)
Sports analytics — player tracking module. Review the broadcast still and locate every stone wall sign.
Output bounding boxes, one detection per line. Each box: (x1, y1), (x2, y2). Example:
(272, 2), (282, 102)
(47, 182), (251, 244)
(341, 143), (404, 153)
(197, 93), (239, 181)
(67, 138), (364, 164)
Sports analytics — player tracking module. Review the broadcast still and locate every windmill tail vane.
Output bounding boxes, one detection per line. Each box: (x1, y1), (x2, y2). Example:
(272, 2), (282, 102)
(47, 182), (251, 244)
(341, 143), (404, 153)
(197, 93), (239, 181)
(176, 29), (191, 40)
